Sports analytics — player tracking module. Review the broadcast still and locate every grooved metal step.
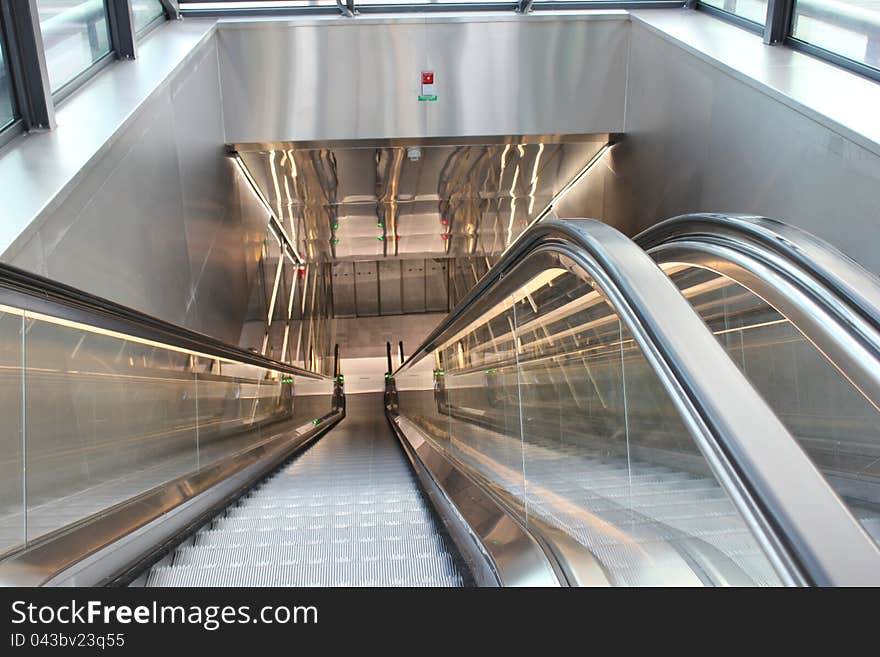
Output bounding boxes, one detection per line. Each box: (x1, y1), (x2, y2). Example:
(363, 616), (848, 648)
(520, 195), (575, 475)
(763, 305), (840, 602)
(146, 394), (466, 587)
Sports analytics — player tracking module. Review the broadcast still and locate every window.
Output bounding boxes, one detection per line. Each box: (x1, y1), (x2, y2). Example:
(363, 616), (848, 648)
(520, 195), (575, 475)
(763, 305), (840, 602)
(702, 0), (770, 25)
(791, 0), (880, 70)
(36, 0), (112, 94)
(0, 27), (16, 131)
(132, 0), (166, 35)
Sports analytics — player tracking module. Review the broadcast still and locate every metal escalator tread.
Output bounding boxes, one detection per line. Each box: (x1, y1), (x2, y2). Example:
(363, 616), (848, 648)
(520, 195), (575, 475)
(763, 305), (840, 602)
(434, 415), (779, 585)
(146, 395), (466, 587)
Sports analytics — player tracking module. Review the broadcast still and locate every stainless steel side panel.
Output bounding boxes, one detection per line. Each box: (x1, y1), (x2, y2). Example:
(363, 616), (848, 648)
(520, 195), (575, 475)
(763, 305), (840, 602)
(609, 18), (880, 276)
(2, 32), (271, 348)
(390, 414), (566, 587)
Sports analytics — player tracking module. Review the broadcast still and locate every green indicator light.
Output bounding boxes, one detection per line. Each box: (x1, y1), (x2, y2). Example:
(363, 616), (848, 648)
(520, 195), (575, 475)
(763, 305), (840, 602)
(333, 237), (339, 244)
(384, 373), (391, 379)
(377, 236), (385, 241)
(333, 223), (338, 230)
(377, 222), (383, 228)
(312, 418), (320, 426)
(338, 375), (344, 382)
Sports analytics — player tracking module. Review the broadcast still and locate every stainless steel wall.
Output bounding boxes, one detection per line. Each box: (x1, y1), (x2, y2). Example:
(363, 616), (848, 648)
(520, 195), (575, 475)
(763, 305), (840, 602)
(333, 313), (447, 359)
(217, 14), (629, 143)
(603, 19), (880, 274)
(3, 33), (269, 346)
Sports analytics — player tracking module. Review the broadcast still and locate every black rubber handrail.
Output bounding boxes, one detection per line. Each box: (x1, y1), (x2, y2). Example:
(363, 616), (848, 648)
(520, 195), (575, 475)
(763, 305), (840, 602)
(635, 213), (880, 341)
(0, 261), (327, 379)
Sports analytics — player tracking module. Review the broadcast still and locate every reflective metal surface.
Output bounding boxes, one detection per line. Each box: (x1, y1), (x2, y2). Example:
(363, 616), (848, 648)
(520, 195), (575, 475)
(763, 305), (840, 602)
(390, 414), (564, 586)
(217, 13), (629, 143)
(236, 136), (610, 318)
(0, 23), (267, 350)
(395, 219), (880, 585)
(236, 137), (609, 262)
(611, 11), (880, 276)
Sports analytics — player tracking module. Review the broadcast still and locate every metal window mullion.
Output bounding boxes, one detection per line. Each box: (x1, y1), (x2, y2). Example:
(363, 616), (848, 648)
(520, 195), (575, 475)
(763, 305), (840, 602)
(106, 0), (137, 60)
(763, 0), (794, 45)
(0, 0), (54, 130)
(336, 0), (354, 17)
(158, 0), (181, 21)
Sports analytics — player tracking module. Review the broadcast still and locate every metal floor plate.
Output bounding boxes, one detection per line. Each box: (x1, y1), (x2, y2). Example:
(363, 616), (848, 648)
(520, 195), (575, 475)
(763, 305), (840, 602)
(146, 394), (466, 587)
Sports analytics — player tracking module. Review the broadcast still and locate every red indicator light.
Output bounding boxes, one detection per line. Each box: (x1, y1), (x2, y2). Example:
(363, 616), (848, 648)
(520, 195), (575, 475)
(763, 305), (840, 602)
(441, 234), (448, 240)
(440, 219), (448, 226)
(422, 71), (434, 84)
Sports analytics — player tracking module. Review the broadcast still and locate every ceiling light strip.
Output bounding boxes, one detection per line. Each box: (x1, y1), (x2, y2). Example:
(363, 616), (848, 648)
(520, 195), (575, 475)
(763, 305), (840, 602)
(499, 141), (613, 262)
(233, 153), (304, 264)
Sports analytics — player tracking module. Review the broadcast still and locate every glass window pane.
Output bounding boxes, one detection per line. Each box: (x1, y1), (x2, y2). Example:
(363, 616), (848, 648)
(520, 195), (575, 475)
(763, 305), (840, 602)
(792, 0), (880, 70)
(701, 0), (770, 25)
(0, 28), (16, 130)
(36, 0), (111, 93)
(132, 0), (165, 35)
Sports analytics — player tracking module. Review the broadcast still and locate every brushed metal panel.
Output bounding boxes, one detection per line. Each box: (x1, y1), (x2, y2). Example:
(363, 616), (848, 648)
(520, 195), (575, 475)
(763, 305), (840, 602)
(334, 313), (447, 359)
(354, 260), (379, 317)
(39, 91), (194, 326)
(332, 261), (356, 318)
(379, 259), (402, 316)
(0, 30), (300, 366)
(425, 258), (449, 313)
(402, 258), (427, 314)
(2, 34), (274, 351)
(218, 15), (628, 143)
(611, 22), (880, 275)
(0, 18), (218, 258)
(172, 38), (252, 345)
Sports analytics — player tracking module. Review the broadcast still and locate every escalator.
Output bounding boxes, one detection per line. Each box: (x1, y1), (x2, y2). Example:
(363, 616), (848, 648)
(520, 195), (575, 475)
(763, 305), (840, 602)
(1, 215), (879, 587)
(144, 394), (467, 587)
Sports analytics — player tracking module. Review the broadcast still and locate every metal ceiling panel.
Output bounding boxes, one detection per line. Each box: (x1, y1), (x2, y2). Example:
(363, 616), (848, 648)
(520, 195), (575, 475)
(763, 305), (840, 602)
(235, 135), (610, 263)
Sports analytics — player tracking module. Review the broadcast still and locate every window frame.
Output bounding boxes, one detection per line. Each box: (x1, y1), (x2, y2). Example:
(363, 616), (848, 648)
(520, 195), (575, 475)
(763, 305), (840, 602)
(695, 0), (880, 82)
(0, 0), (170, 146)
(0, 10), (23, 143)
